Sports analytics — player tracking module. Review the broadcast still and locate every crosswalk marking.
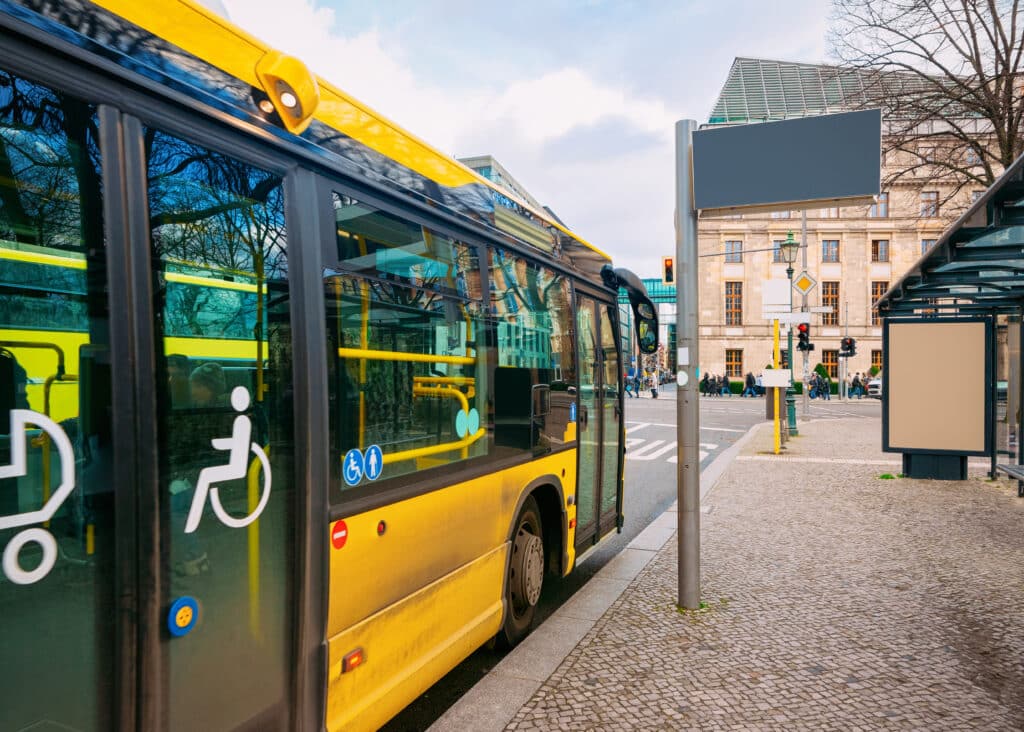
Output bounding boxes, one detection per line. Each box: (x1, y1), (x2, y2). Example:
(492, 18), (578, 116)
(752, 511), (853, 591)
(628, 440), (678, 461)
(668, 443), (718, 463)
(624, 436), (719, 465)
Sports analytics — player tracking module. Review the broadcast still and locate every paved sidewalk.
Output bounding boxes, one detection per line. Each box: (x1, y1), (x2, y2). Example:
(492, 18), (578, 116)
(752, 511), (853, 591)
(434, 417), (1024, 731)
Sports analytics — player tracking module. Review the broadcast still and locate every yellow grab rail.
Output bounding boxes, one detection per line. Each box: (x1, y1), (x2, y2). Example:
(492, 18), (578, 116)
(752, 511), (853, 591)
(413, 384), (469, 414)
(337, 347), (475, 366)
(380, 427), (485, 466)
(413, 375), (476, 399)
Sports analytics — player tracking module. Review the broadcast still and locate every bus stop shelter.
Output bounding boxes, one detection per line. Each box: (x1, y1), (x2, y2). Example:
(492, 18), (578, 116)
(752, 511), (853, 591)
(875, 151), (1024, 490)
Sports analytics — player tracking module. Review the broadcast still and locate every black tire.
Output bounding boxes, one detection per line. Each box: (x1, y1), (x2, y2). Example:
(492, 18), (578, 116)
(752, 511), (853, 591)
(499, 495), (544, 648)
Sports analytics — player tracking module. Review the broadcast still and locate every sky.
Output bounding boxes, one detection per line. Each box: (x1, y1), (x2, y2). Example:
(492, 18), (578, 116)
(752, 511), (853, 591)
(220, 0), (832, 277)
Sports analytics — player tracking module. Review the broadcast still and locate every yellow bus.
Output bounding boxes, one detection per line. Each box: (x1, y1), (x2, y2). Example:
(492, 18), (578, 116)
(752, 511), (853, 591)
(0, 1), (658, 730)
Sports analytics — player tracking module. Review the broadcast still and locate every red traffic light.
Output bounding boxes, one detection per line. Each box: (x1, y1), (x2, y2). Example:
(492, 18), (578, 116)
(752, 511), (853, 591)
(797, 323), (809, 335)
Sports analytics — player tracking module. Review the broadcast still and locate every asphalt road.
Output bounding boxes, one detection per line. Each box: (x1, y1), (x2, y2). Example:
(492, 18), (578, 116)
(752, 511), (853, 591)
(384, 388), (879, 730)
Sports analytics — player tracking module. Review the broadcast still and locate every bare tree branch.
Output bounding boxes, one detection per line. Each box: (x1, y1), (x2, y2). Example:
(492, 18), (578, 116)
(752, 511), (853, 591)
(830, 0), (1024, 205)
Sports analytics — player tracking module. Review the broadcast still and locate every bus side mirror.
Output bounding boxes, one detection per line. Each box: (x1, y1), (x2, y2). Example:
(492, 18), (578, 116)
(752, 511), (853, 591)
(634, 299), (658, 354)
(599, 264), (659, 355)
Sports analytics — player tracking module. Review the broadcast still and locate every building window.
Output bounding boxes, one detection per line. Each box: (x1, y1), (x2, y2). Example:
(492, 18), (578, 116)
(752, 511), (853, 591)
(871, 281), (889, 326)
(919, 144), (937, 163)
(920, 191), (939, 217)
(871, 349), (883, 371)
(965, 147), (982, 166)
(822, 350), (838, 379)
(770, 210), (792, 219)
(821, 207), (840, 218)
(822, 281), (839, 325)
(871, 239), (889, 263)
(725, 281), (742, 325)
(921, 238), (936, 255)
(971, 190), (985, 204)
(724, 240), (743, 263)
(822, 239), (840, 263)
(869, 192), (889, 218)
(726, 349), (742, 378)
(772, 240), (785, 263)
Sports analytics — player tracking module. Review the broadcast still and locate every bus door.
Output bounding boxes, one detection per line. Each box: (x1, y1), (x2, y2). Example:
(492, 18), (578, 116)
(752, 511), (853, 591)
(574, 296), (623, 549)
(0, 72), (119, 732)
(140, 125), (299, 730)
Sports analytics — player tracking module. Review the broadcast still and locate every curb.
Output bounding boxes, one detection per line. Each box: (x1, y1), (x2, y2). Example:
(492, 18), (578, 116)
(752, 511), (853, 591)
(427, 419), (765, 732)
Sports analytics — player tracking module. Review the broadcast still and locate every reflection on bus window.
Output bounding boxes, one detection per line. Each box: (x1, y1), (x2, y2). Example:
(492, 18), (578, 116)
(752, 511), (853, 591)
(0, 70), (114, 731)
(326, 193), (488, 495)
(489, 249), (577, 455)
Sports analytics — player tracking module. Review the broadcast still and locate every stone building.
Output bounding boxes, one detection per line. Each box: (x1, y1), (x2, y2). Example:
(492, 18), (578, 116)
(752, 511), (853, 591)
(698, 58), (989, 384)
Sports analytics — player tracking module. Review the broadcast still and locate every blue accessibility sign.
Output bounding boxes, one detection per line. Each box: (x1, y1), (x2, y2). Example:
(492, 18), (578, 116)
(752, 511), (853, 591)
(364, 444), (383, 481)
(343, 448), (364, 486)
(570, 402), (577, 422)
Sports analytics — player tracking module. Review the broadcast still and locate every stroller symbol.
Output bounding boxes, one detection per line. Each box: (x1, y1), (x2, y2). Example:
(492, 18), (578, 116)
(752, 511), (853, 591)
(185, 387), (272, 533)
(0, 409), (76, 585)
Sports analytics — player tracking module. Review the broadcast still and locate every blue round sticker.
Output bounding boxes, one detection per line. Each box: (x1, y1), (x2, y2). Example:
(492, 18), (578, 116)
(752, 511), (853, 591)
(343, 448), (364, 486)
(168, 596), (199, 637)
(364, 444), (383, 481)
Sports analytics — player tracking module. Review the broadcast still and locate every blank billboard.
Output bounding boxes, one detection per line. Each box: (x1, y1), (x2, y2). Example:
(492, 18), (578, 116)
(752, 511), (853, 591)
(884, 319), (991, 455)
(692, 109), (881, 215)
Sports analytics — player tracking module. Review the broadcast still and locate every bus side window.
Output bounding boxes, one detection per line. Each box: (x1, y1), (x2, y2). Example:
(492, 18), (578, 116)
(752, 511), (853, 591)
(489, 249), (576, 456)
(325, 192), (490, 497)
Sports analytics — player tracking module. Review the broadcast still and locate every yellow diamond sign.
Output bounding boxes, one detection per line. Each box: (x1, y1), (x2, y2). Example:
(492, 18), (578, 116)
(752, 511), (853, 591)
(793, 271), (816, 296)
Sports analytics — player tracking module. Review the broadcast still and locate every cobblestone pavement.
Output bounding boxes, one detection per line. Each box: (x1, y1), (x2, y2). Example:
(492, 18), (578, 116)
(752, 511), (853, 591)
(506, 418), (1024, 731)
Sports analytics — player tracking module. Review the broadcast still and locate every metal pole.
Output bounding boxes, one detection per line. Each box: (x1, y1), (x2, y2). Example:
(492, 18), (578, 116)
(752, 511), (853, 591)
(774, 318), (781, 454)
(801, 211), (809, 418)
(674, 119), (700, 610)
(786, 265), (798, 436)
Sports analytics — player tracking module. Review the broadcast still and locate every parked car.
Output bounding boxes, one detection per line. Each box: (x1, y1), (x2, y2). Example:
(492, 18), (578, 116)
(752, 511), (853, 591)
(867, 377), (882, 398)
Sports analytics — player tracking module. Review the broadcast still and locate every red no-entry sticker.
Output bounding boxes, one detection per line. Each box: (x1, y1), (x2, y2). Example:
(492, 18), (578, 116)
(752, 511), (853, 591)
(331, 520), (348, 550)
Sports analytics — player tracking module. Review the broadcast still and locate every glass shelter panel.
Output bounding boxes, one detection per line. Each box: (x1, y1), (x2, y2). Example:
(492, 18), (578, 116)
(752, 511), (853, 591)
(0, 70), (114, 732)
(146, 128), (296, 730)
(326, 193), (489, 494)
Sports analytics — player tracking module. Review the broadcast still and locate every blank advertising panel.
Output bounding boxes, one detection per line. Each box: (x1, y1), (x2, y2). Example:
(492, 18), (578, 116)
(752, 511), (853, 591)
(692, 109), (881, 214)
(884, 319), (990, 455)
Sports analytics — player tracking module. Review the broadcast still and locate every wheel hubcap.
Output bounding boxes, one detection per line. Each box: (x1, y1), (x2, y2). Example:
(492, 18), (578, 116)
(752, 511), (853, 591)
(511, 526), (544, 611)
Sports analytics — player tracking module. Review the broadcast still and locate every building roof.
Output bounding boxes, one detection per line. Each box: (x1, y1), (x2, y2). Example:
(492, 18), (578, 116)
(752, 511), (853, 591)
(707, 57), (936, 125)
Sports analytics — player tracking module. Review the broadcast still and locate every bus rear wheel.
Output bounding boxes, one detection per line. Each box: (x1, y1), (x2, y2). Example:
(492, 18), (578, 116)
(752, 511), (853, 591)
(500, 495), (544, 648)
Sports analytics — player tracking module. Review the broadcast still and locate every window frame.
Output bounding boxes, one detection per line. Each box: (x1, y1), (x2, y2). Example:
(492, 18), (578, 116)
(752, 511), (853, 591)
(871, 281), (889, 326)
(871, 239), (889, 263)
(821, 239), (840, 263)
(724, 239), (743, 263)
(822, 349), (838, 378)
(725, 281), (743, 326)
(822, 281), (839, 326)
(725, 348), (742, 378)
(868, 192), (889, 218)
(920, 190), (939, 217)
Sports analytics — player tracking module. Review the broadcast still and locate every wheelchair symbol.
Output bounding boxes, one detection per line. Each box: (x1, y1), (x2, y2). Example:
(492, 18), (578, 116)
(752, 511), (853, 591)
(0, 409), (76, 585)
(185, 387), (272, 533)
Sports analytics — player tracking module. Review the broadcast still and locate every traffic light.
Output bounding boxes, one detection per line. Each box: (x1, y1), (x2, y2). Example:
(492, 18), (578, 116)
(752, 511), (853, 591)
(796, 322), (814, 351)
(662, 256), (675, 285)
(840, 336), (857, 357)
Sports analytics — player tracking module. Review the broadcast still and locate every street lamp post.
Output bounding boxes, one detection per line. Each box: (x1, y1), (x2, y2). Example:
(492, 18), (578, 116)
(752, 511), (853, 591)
(780, 231), (800, 436)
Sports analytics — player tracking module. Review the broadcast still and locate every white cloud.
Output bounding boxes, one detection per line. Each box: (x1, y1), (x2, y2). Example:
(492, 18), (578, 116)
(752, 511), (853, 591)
(222, 0), (679, 273)
(220, 0), (827, 278)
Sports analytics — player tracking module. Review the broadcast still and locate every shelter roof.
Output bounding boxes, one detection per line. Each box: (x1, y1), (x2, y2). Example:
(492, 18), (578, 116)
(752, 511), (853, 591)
(875, 153), (1024, 316)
